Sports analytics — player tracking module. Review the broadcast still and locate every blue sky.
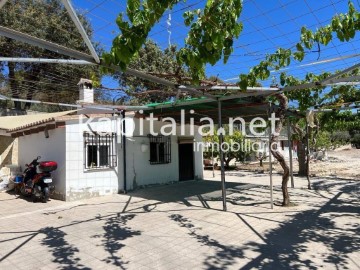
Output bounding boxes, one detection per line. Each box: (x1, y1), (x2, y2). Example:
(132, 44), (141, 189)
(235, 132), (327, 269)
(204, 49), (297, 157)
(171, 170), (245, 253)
(72, 0), (360, 90)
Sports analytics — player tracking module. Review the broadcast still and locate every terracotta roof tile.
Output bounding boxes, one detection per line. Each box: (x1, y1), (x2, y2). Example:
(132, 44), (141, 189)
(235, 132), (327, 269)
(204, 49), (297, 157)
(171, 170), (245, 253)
(0, 110), (77, 132)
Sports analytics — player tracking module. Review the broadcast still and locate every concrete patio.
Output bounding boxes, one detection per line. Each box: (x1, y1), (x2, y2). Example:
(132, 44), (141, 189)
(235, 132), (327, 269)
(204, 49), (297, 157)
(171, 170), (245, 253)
(0, 170), (359, 269)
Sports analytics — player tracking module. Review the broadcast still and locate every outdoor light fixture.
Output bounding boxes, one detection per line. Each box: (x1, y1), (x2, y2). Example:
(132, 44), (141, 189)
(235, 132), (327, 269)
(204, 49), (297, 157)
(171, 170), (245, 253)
(141, 142), (148, 153)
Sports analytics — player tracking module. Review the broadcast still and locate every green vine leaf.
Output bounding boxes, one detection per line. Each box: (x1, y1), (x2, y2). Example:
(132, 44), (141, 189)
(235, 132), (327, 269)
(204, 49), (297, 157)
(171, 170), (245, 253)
(103, 0), (181, 70)
(104, 0), (243, 85)
(239, 1), (360, 90)
(177, 0), (243, 83)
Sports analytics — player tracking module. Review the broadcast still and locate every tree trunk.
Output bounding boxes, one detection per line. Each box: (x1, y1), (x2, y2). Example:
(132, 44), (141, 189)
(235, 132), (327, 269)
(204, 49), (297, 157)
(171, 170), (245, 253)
(292, 123), (311, 189)
(306, 124), (311, 190)
(306, 152), (311, 189)
(8, 61), (21, 110)
(24, 64), (41, 110)
(297, 141), (307, 176)
(224, 158), (232, 169)
(271, 145), (290, 206)
(270, 94), (290, 206)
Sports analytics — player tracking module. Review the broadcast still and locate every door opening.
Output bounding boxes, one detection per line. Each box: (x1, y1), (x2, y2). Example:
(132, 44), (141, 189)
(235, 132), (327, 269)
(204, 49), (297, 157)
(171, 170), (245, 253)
(178, 143), (194, 181)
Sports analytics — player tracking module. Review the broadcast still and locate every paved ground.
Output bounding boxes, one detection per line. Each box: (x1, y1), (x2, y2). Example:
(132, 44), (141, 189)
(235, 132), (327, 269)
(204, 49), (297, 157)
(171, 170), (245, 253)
(0, 170), (359, 269)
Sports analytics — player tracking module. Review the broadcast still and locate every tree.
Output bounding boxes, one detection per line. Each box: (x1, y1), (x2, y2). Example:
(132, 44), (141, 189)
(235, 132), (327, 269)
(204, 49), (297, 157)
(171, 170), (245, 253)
(351, 133), (360, 148)
(105, 0), (360, 206)
(112, 40), (189, 105)
(0, 0), (101, 111)
(203, 127), (253, 169)
(279, 67), (360, 177)
(238, 1), (360, 89)
(314, 71), (360, 152)
(103, 0), (243, 83)
(321, 109), (360, 149)
(313, 131), (332, 152)
(311, 130), (352, 154)
(270, 94), (291, 205)
(256, 152), (268, 167)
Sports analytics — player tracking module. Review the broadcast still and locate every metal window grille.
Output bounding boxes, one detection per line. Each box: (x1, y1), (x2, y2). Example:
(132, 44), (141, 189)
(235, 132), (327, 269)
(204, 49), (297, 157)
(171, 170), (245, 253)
(148, 135), (171, 165)
(84, 132), (117, 169)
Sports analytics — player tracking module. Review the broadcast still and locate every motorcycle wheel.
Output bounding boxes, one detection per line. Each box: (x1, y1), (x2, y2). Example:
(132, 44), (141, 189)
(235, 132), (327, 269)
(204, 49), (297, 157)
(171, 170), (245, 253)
(32, 194), (37, 203)
(42, 187), (49, 203)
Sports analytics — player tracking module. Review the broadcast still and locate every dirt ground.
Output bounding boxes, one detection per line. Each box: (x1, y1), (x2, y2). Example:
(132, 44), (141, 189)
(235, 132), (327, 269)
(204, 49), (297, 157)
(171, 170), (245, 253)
(237, 145), (360, 180)
(309, 145), (360, 180)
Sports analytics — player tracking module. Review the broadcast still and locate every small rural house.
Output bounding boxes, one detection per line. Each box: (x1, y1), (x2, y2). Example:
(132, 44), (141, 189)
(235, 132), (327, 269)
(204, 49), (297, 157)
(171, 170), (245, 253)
(4, 111), (204, 201)
(0, 81), (204, 201)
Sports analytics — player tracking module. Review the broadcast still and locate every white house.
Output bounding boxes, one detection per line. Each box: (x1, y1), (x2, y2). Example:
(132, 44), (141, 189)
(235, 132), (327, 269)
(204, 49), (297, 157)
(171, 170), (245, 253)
(6, 110), (203, 201)
(245, 126), (295, 162)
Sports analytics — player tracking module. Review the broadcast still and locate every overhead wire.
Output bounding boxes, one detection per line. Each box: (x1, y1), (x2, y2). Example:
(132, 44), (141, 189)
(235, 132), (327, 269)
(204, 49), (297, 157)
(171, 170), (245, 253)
(0, 0), (359, 105)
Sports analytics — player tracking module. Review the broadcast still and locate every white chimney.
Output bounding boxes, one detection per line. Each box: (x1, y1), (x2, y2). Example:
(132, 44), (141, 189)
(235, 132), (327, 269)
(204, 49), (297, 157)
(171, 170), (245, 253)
(77, 78), (94, 104)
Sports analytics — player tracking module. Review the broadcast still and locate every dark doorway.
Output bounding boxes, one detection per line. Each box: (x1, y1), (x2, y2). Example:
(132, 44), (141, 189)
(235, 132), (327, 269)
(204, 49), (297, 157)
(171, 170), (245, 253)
(178, 143), (194, 181)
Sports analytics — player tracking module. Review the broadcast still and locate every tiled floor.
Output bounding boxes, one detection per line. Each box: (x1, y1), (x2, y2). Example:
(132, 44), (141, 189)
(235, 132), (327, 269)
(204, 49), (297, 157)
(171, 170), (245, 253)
(0, 171), (359, 269)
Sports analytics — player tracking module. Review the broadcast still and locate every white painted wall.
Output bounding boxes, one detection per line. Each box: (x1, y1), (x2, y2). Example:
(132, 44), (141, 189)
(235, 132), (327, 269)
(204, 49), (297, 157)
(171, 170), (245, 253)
(65, 117), (119, 201)
(193, 131), (204, 178)
(124, 117), (203, 190)
(18, 128), (66, 200)
(16, 113), (204, 201)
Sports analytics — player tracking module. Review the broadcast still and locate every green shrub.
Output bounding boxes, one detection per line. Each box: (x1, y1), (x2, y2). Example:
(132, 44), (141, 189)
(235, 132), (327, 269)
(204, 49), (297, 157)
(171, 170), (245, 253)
(351, 134), (360, 148)
(330, 131), (351, 147)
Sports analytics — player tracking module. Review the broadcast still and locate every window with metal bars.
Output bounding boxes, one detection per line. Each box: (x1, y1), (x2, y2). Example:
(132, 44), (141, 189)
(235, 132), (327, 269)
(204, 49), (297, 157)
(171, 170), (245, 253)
(84, 132), (117, 170)
(148, 135), (171, 165)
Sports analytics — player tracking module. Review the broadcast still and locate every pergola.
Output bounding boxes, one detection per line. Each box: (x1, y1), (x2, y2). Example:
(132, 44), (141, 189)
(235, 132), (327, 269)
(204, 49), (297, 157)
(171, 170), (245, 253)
(0, 0), (359, 211)
(141, 94), (302, 211)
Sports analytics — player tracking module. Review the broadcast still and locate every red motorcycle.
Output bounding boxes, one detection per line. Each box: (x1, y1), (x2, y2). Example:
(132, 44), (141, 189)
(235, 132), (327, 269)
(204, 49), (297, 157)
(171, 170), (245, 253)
(18, 156), (57, 203)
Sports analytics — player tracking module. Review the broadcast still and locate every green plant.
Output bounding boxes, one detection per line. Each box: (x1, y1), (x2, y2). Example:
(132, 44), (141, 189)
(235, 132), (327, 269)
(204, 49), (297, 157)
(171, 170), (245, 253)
(351, 133), (360, 148)
(239, 1), (360, 90)
(103, 0), (243, 83)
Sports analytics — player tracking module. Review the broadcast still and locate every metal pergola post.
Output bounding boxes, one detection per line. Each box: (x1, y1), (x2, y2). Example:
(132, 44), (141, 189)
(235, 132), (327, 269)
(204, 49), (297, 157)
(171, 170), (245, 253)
(268, 126), (274, 209)
(121, 110), (127, 193)
(287, 118), (294, 188)
(217, 99), (227, 211)
(211, 143), (215, 178)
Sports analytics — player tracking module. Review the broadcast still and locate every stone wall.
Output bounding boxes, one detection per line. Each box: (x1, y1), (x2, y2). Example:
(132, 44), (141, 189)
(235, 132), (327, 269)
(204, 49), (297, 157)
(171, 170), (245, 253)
(0, 136), (18, 177)
(0, 108), (41, 177)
